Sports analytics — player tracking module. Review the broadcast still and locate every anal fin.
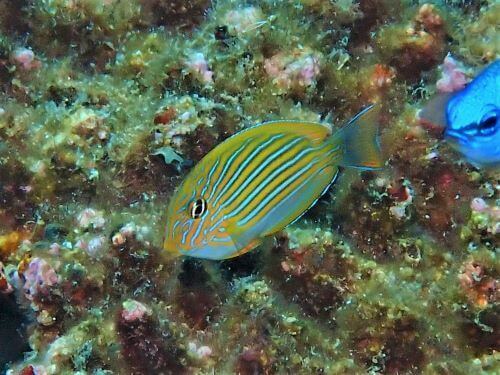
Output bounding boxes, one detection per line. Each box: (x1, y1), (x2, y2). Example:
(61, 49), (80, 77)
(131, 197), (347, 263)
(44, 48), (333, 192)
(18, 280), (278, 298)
(224, 238), (262, 259)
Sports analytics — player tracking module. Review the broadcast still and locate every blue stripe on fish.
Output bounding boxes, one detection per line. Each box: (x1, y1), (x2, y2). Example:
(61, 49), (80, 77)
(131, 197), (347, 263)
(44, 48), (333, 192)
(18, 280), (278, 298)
(212, 134), (285, 207)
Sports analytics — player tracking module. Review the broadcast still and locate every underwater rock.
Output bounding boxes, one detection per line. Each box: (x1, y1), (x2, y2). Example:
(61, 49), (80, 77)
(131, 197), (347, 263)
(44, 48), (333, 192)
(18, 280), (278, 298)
(223, 6), (264, 35)
(459, 259), (498, 309)
(235, 348), (266, 375)
(117, 306), (187, 374)
(175, 259), (220, 329)
(387, 180), (414, 221)
(1, 0), (499, 373)
(376, 3), (447, 81)
(177, 258), (209, 288)
(455, 2), (499, 62)
(0, 159), (36, 232)
(0, 294), (30, 373)
(141, 0), (210, 30)
(0, 231), (24, 261)
(463, 306), (500, 353)
(219, 249), (262, 281)
(153, 106), (177, 125)
(187, 341), (212, 360)
(233, 279), (272, 313)
(265, 230), (353, 324)
(42, 224), (68, 243)
(467, 197), (499, 237)
(75, 234), (107, 258)
(354, 317), (425, 374)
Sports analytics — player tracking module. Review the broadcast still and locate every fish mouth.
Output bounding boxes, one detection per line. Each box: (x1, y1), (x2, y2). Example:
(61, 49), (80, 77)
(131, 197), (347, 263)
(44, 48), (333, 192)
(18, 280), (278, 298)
(444, 129), (468, 144)
(163, 238), (182, 255)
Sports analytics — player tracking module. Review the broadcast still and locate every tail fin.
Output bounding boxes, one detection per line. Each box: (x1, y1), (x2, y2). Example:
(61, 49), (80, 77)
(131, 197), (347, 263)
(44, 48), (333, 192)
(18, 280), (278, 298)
(334, 104), (384, 170)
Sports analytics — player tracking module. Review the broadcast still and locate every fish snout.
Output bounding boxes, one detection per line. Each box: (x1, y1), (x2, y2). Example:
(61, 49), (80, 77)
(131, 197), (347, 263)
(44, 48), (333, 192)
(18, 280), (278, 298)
(444, 128), (468, 144)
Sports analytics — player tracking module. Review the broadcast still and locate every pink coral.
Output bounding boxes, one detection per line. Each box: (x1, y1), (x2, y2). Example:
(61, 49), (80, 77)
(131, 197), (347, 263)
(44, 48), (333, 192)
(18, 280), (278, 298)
(188, 342), (213, 359)
(470, 197), (488, 212)
(264, 49), (320, 91)
(185, 52), (213, 84)
(48, 243), (61, 256)
(22, 257), (60, 300)
(77, 208), (106, 229)
(75, 235), (107, 257)
(121, 299), (152, 322)
(12, 47), (41, 71)
(436, 53), (469, 93)
(112, 222), (137, 246)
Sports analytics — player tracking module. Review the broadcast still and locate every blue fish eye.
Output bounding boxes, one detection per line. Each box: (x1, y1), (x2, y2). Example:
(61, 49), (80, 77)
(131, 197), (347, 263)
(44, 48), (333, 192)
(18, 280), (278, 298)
(477, 111), (498, 136)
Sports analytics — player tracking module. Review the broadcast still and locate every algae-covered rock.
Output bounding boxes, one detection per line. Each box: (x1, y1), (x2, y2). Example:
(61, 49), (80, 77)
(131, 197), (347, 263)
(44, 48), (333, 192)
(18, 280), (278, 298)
(1, 0), (499, 373)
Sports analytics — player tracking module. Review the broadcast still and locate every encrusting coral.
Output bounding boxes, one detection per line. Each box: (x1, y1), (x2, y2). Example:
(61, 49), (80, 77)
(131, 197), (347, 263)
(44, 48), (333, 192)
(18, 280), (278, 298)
(0, 0), (498, 374)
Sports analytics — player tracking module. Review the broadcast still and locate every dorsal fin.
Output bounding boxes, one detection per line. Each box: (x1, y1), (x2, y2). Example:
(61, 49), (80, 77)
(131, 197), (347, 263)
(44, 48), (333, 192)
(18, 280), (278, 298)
(240, 120), (332, 144)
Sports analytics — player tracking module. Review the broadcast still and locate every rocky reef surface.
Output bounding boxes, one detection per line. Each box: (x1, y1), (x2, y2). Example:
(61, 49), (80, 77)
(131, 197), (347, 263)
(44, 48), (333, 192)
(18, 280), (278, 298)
(0, 0), (498, 374)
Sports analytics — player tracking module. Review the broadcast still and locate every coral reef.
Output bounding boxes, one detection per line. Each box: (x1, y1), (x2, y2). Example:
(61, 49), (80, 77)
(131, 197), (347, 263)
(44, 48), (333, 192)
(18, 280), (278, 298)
(0, 0), (499, 374)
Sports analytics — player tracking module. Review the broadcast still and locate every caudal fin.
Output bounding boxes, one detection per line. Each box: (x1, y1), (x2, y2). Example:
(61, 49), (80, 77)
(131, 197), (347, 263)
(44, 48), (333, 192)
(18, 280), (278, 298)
(335, 104), (384, 169)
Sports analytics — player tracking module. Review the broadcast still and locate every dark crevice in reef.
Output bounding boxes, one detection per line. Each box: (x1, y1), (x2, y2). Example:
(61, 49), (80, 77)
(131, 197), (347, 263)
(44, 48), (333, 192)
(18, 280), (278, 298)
(175, 258), (221, 330)
(0, 294), (31, 373)
(219, 249), (263, 281)
(462, 306), (500, 355)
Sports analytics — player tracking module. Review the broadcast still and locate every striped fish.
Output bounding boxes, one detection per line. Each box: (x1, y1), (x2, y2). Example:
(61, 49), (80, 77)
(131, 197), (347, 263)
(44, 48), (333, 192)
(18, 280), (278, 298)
(163, 105), (383, 260)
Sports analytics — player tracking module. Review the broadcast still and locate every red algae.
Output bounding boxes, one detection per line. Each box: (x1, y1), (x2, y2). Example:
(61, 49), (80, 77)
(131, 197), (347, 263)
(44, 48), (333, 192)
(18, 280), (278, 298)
(0, 0), (499, 374)
(235, 348), (267, 375)
(459, 261), (498, 309)
(117, 310), (187, 374)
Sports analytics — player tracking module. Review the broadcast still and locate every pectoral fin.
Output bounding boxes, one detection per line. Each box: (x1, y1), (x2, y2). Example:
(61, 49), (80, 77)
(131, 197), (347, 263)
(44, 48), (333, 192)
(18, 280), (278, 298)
(418, 92), (453, 130)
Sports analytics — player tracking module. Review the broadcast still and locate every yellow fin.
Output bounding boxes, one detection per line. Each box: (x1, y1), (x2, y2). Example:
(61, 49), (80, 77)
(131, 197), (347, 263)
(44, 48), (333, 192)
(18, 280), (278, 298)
(335, 104), (384, 169)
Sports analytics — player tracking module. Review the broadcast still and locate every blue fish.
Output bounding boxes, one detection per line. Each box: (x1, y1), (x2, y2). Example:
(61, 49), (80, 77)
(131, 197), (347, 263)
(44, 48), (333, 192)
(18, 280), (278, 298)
(420, 59), (499, 168)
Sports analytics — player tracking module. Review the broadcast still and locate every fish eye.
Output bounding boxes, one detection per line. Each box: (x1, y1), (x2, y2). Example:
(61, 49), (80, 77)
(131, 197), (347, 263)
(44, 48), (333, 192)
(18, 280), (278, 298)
(477, 112), (498, 136)
(190, 198), (207, 219)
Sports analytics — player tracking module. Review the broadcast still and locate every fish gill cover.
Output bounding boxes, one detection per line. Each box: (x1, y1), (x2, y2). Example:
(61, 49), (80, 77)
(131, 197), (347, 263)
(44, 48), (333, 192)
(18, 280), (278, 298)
(0, 0), (498, 374)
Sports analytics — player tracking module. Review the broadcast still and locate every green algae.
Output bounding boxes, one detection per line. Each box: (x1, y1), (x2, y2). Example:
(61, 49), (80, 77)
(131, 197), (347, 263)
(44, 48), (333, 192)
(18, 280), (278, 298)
(0, 0), (499, 374)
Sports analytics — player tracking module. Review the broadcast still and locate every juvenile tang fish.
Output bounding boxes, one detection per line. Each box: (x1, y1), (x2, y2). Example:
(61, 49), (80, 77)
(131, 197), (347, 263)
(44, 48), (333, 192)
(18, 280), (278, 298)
(163, 105), (383, 260)
(420, 59), (500, 167)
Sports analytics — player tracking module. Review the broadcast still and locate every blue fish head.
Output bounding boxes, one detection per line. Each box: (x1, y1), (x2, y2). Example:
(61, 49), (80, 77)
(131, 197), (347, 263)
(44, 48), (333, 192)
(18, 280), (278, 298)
(444, 60), (500, 167)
